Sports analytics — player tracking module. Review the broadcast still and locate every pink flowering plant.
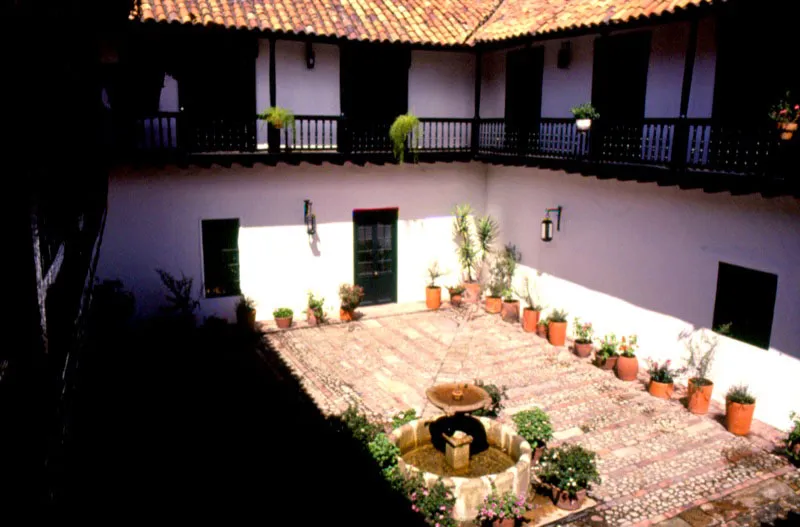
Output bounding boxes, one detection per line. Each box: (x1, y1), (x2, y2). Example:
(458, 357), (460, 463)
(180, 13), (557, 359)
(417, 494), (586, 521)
(618, 334), (639, 358)
(573, 317), (594, 344)
(536, 444), (601, 497)
(475, 489), (531, 524)
(409, 479), (457, 527)
(646, 358), (686, 384)
(769, 92), (800, 125)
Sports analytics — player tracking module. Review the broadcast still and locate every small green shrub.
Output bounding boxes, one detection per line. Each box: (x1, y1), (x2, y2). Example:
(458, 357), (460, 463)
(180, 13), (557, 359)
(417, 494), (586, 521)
(646, 359), (685, 384)
(512, 409), (553, 448)
(537, 444), (601, 496)
(368, 433), (400, 471)
(427, 262), (443, 288)
(259, 106), (295, 129)
(389, 113), (421, 163)
(548, 309), (568, 323)
(472, 380), (507, 417)
(409, 477), (457, 527)
(339, 283), (365, 311)
(340, 405), (381, 445)
(448, 285), (465, 295)
(391, 409), (418, 429)
(475, 489), (530, 524)
(787, 412), (800, 463)
(307, 292), (325, 321)
(570, 102), (600, 120)
(726, 384), (756, 405)
(273, 307), (293, 319)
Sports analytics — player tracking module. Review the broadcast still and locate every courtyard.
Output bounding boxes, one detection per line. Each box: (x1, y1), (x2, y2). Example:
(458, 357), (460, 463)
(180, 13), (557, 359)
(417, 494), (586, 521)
(264, 304), (800, 527)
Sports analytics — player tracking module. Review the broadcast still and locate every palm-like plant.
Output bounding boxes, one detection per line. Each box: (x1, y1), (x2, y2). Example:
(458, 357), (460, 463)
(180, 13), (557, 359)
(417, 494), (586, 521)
(475, 215), (499, 281)
(452, 204), (477, 282)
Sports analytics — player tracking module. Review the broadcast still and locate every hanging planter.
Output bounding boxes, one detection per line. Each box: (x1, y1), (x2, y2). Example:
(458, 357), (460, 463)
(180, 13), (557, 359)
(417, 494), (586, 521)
(389, 113), (421, 163)
(570, 102), (599, 133)
(259, 106), (295, 130)
(769, 92), (799, 141)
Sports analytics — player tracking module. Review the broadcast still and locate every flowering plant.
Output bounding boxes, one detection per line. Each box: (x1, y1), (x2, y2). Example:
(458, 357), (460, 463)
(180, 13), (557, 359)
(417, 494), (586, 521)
(768, 92), (800, 125)
(646, 358), (686, 384)
(536, 444), (601, 497)
(573, 317), (594, 343)
(787, 412), (800, 463)
(339, 283), (365, 311)
(475, 490), (531, 524)
(596, 333), (619, 360)
(618, 334), (638, 358)
(512, 408), (553, 448)
(409, 480), (457, 527)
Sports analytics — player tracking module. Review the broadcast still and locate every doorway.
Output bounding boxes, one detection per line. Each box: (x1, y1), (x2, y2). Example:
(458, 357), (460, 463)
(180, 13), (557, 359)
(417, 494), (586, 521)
(505, 47), (544, 154)
(353, 208), (398, 306)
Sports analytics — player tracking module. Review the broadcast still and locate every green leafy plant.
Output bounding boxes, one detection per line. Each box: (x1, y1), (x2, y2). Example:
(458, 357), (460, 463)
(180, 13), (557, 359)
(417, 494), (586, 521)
(682, 329), (718, 386)
(726, 384), (756, 405)
(596, 333), (619, 361)
(536, 444), (601, 496)
(475, 489), (531, 524)
(570, 102), (600, 120)
(452, 204), (478, 282)
(472, 380), (508, 417)
(512, 408), (554, 448)
(768, 91), (800, 125)
(339, 283), (365, 311)
(548, 309), (568, 323)
(391, 409), (418, 429)
(487, 277), (505, 298)
(475, 215), (499, 281)
(409, 478), (457, 527)
(618, 334), (638, 358)
(155, 268), (199, 319)
(787, 412), (800, 463)
(259, 106), (295, 129)
(368, 432), (401, 471)
(307, 292), (325, 322)
(236, 296), (256, 312)
(517, 276), (544, 311)
(573, 317), (594, 344)
(646, 358), (685, 384)
(273, 307), (293, 319)
(389, 113), (421, 163)
(427, 262), (443, 288)
(714, 322), (733, 336)
(448, 285), (465, 296)
(340, 404), (381, 445)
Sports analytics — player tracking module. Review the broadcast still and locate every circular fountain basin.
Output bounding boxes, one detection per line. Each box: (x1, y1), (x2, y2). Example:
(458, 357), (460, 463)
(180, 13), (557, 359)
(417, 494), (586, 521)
(389, 418), (531, 521)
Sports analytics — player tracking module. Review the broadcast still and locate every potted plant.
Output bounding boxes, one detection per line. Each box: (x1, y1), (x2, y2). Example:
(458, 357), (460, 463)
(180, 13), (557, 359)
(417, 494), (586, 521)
(306, 292), (325, 326)
(787, 412), (800, 464)
(235, 296), (257, 330)
(537, 319), (548, 338)
(594, 334), (619, 370)
(682, 329), (718, 415)
(448, 285), (465, 307)
(768, 91), (800, 140)
(259, 106), (295, 130)
(426, 261), (443, 310)
(452, 204), (498, 304)
(501, 289), (520, 323)
(537, 444), (601, 511)
(646, 359), (685, 399)
(615, 334), (639, 381)
(485, 278), (504, 314)
(726, 384), (756, 436)
(517, 276), (544, 333)
(570, 102), (600, 132)
(512, 408), (553, 464)
(497, 244), (521, 323)
(547, 309), (568, 346)
(572, 317), (594, 358)
(273, 307), (293, 329)
(389, 113), (421, 163)
(475, 489), (531, 527)
(339, 283), (364, 321)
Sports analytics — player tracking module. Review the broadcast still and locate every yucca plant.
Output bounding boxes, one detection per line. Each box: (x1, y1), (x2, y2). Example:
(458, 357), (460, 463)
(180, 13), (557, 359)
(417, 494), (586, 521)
(259, 106), (295, 129)
(389, 113), (421, 163)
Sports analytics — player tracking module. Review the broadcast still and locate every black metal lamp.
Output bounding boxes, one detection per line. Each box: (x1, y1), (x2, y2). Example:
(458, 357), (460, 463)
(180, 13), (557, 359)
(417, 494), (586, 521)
(304, 200), (316, 235)
(541, 206), (562, 242)
(305, 42), (315, 69)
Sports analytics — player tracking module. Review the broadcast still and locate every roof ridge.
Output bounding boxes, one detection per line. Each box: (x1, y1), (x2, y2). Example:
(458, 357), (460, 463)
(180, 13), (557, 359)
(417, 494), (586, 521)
(461, 0), (509, 45)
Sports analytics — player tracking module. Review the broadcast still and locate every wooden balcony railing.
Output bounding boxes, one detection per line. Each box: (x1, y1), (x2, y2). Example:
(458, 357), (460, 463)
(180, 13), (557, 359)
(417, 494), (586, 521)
(121, 113), (797, 185)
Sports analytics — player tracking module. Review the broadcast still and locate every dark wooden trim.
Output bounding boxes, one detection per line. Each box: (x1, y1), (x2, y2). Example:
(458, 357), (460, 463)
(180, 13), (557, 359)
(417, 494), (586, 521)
(269, 37), (277, 107)
(679, 17), (699, 118)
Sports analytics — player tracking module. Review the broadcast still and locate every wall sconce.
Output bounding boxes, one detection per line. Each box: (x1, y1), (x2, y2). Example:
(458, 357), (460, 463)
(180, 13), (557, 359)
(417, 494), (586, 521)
(541, 206), (563, 242)
(304, 200), (317, 236)
(305, 42), (315, 69)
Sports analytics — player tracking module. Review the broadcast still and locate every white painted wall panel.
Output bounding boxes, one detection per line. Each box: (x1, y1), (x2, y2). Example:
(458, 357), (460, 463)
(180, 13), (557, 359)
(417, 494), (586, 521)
(645, 23), (688, 117)
(541, 36), (595, 118)
(688, 16), (717, 118)
(409, 50), (475, 118)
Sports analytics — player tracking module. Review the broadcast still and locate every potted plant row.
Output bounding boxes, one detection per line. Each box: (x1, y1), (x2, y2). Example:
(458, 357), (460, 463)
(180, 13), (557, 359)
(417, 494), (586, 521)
(426, 261), (443, 310)
(339, 283), (364, 322)
(536, 444), (601, 511)
(273, 307), (293, 329)
(572, 317), (594, 358)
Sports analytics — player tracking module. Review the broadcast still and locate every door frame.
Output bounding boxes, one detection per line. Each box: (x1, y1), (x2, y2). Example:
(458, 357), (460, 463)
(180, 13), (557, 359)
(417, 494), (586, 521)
(352, 207), (399, 306)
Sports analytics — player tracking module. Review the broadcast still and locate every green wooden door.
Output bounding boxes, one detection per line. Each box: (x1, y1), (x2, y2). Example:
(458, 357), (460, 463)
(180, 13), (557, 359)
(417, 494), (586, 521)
(353, 209), (398, 306)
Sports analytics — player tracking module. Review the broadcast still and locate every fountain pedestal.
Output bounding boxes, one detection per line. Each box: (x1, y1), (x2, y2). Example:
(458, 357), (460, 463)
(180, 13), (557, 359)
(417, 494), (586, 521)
(443, 430), (473, 471)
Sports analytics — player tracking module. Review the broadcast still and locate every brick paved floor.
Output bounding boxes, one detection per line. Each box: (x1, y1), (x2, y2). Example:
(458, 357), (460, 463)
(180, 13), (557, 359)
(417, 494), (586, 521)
(265, 305), (800, 527)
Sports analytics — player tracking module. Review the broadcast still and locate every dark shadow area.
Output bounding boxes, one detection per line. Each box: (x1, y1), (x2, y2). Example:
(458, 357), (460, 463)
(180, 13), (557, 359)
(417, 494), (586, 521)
(59, 315), (425, 524)
(429, 414), (489, 456)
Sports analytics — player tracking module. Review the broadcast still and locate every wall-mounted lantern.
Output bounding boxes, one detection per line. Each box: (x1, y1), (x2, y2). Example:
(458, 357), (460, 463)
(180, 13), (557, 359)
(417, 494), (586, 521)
(304, 200), (317, 236)
(305, 42), (315, 69)
(541, 206), (563, 242)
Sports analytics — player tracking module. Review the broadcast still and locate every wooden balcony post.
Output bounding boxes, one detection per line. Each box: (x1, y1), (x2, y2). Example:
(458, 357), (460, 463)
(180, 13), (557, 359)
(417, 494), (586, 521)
(673, 17), (699, 172)
(472, 50), (482, 156)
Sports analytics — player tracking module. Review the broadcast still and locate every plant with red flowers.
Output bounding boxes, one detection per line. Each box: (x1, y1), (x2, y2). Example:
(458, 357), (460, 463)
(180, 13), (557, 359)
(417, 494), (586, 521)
(769, 92), (800, 125)
(409, 479), (457, 527)
(618, 334), (638, 358)
(475, 489), (531, 525)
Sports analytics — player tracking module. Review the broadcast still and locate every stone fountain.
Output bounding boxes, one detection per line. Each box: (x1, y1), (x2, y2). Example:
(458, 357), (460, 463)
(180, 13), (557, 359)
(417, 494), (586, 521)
(389, 382), (532, 521)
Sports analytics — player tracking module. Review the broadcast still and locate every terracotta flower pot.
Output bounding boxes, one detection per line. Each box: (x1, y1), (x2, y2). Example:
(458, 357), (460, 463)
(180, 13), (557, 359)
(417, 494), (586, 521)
(275, 316), (292, 329)
(522, 308), (540, 332)
(340, 308), (355, 322)
(306, 308), (319, 326)
(597, 355), (618, 371)
(726, 401), (755, 436)
(780, 122), (797, 141)
(237, 309), (256, 331)
(536, 324), (548, 338)
(449, 293), (463, 307)
(501, 300), (520, 322)
(490, 519), (514, 527)
(552, 487), (587, 511)
(615, 355), (639, 381)
(426, 287), (442, 309)
(548, 321), (567, 346)
(485, 296), (502, 314)
(574, 341), (593, 358)
(463, 282), (481, 304)
(687, 378), (714, 415)
(648, 380), (674, 399)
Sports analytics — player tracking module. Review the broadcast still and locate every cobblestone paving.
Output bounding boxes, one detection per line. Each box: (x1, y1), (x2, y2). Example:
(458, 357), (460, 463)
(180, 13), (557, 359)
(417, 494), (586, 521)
(265, 305), (799, 526)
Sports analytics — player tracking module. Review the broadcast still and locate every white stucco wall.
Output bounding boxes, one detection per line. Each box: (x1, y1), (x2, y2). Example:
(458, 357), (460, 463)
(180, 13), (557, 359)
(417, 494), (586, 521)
(485, 166), (800, 430)
(409, 50), (475, 118)
(541, 36), (595, 118)
(158, 74), (180, 112)
(99, 162), (486, 323)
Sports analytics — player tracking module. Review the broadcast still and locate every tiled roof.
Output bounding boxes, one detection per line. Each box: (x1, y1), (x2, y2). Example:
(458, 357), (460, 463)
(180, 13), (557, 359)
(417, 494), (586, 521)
(131, 0), (719, 45)
(470, 0), (717, 43)
(131, 0), (502, 46)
